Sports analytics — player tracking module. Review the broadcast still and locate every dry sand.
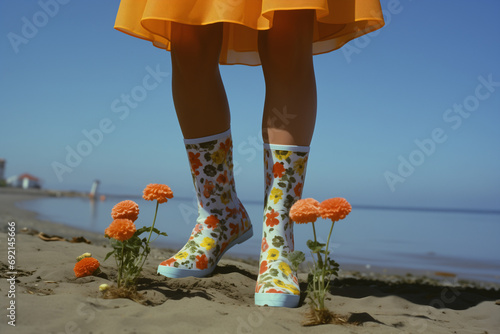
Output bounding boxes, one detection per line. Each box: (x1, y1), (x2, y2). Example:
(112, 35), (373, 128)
(1, 188), (499, 334)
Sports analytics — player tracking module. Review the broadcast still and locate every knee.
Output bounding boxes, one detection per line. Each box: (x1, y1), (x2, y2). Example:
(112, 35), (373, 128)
(171, 23), (223, 76)
(258, 11), (314, 77)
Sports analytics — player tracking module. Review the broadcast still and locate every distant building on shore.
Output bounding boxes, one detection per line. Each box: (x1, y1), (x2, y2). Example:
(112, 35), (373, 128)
(0, 159), (5, 182)
(7, 173), (42, 189)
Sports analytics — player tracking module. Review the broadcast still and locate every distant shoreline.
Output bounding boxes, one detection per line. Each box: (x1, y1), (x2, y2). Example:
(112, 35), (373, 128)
(0, 187), (107, 244)
(0, 186), (89, 198)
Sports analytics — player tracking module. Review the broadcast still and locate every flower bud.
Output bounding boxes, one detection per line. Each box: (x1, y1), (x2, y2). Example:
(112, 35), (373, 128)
(76, 252), (92, 262)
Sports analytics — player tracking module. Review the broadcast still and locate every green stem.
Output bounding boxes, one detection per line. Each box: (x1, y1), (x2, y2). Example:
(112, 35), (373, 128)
(117, 242), (125, 287)
(311, 220), (326, 309)
(319, 220), (335, 310)
(325, 221), (335, 262)
(311, 222), (323, 268)
(311, 221), (317, 244)
(147, 201), (159, 244)
(135, 201), (160, 277)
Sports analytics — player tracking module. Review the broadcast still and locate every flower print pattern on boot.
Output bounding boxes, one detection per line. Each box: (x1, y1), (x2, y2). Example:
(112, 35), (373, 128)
(255, 144), (309, 308)
(157, 130), (253, 278)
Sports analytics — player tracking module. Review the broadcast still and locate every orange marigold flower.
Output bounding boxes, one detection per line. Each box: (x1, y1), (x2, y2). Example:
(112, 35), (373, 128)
(294, 182), (303, 197)
(216, 170), (229, 184)
(266, 288), (285, 294)
(143, 184), (173, 204)
(205, 215), (219, 229)
(259, 260), (268, 274)
(111, 200), (139, 222)
(105, 219), (136, 241)
(220, 138), (232, 153)
(320, 198), (352, 222)
(160, 258), (176, 267)
(188, 152), (202, 175)
(289, 198), (320, 224)
(74, 257), (100, 278)
(229, 222), (239, 236)
(272, 162), (286, 178)
(265, 209), (280, 227)
(261, 237), (269, 252)
(225, 206), (239, 218)
(203, 181), (215, 198)
(193, 223), (203, 234)
(196, 254), (208, 270)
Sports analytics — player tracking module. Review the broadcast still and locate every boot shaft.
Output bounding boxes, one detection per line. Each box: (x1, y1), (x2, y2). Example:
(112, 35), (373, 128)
(184, 129), (246, 228)
(263, 143), (310, 253)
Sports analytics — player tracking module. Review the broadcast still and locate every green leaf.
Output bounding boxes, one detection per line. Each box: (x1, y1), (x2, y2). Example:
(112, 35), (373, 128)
(135, 226), (151, 236)
(286, 250), (305, 271)
(103, 250), (115, 262)
(271, 235), (285, 248)
(283, 195), (294, 209)
(269, 268), (279, 276)
(210, 208), (223, 216)
(150, 227), (167, 236)
(328, 258), (340, 267)
(306, 240), (326, 253)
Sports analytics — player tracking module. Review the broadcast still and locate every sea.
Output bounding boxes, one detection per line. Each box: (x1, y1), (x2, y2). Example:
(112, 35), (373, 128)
(17, 195), (500, 284)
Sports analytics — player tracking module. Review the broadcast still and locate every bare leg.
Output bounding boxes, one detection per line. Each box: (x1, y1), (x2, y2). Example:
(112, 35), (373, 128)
(158, 23), (253, 279)
(171, 22), (229, 139)
(258, 10), (317, 146)
(255, 11), (316, 307)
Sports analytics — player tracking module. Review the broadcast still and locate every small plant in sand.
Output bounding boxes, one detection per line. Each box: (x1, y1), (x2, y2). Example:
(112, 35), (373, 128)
(103, 184), (171, 290)
(74, 253), (100, 278)
(289, 197), (352, 325)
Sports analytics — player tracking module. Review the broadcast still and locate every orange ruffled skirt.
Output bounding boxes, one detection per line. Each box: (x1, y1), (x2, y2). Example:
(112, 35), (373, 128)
(114, 0), (385, 66)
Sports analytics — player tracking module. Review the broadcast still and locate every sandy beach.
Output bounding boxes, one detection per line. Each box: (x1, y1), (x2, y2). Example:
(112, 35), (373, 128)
(1, 188), (499, 334)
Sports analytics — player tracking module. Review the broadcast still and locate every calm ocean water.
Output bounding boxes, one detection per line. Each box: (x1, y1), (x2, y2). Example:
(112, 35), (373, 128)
(17, 195), (500, 283)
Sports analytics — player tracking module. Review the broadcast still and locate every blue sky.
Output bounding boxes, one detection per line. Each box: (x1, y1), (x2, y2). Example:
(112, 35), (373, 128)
(1, 0), (499, 211)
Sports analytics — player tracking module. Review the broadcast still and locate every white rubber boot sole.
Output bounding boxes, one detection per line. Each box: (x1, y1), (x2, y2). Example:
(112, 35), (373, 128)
(254, 293), (300, 308)
(157, 227), (253, 278)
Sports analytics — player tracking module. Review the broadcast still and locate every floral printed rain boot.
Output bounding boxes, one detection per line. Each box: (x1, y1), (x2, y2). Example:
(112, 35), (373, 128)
(255, 143), (309, 307)
(157, 129), (253, 278)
